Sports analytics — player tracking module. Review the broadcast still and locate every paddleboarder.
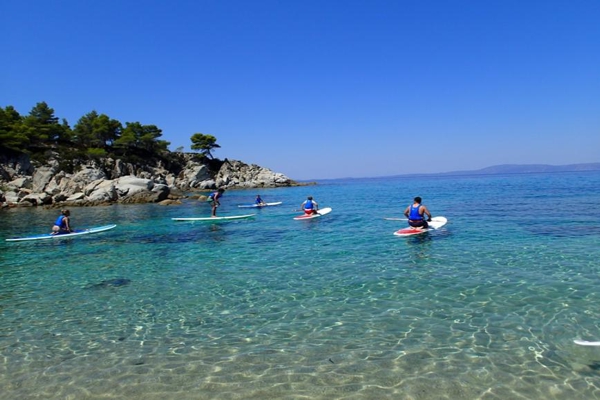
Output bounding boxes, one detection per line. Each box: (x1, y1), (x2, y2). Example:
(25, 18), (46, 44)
(300, 196), (319, 215)
(208, 188), (225, 217)
(52, 209), (73, 234)
(255, 195), (266, 206)
(403, 196), (432, 229)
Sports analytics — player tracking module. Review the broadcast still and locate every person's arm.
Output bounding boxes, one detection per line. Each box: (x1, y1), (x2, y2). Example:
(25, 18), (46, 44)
(422, 206), (432, 221)
(403, 206), (410, 218)
(64, 217), (72, 232)
(314, 201), (319, 211)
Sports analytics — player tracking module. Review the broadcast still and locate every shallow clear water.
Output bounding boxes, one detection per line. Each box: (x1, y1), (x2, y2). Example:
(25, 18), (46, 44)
(1, 171), (600, 399)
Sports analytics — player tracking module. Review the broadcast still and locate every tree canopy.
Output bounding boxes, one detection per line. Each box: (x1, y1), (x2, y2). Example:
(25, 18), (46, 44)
(190, 133), (220, 159)
(0, 102), (192, 166)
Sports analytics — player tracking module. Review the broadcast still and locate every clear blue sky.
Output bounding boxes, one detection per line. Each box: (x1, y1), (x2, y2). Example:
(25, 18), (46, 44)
(2, 0), (599, 180)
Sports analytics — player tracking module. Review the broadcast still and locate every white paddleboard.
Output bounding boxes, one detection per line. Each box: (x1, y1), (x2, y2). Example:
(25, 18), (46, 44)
(6, 224), (117, 242)
(393, 216), (448, 236)
(293, 207), (332, 220)
(172, 214), (256, 222)
(238, 202), (283, 208)
(574, 340), (600, 346)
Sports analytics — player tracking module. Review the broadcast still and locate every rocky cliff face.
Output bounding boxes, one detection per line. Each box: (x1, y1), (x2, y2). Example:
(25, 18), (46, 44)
(0, 154), (297, 207)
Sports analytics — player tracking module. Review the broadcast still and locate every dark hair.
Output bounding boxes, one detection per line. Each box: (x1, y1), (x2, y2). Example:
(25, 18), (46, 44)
(414, 196), (422, 203)
(218, 188), (225, 193)
(307, 196), (313, 200)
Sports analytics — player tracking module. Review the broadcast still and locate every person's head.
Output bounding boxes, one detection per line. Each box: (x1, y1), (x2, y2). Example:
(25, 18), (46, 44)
(218, 188), (225, 193)
(414, 196), (422, 204)
(61, 209), (70, 216)
(256, 195), (261, 198)
(307, 196), (313, 200)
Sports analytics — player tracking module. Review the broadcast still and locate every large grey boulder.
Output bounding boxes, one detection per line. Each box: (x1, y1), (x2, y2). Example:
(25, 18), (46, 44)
(59, 167), (107, 195)
(177, 165), (211, 188)
(215, 160), (294, 188)
(8, 177), (32, 190)
(33, 166), (56, 192)
(21, 192), (53, 206)
(85, 179), (118, 202)
(3, 190), (21, 204)
(44, 171), (67, 195)
(114, 176), (154, 197)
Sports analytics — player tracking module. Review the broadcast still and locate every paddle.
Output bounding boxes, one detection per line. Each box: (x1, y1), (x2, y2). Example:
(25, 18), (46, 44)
(384, 217), (407, 221)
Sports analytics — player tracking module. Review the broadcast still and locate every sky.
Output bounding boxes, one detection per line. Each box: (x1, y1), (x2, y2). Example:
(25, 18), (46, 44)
(1, 0), (599, 180)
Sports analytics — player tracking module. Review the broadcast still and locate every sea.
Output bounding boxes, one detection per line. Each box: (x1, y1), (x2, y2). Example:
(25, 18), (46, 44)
(1, 171), (600, 400)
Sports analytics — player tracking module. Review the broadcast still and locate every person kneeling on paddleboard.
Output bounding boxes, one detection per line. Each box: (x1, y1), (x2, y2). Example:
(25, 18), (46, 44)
(403, 196), (432, 229)
(52, 209), (73, 234)
(301, 196), (319, 215)
(208, 188), (225, 217)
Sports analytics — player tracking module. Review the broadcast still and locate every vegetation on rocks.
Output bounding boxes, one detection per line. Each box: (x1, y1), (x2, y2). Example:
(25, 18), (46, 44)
(0, 102), (298, 207)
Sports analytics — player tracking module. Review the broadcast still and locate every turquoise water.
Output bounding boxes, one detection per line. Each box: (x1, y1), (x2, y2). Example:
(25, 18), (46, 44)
(1, 171), (600, 399)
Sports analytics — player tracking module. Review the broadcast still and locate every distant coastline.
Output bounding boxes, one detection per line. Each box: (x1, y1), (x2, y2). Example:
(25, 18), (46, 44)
(310, 163), (600, 181)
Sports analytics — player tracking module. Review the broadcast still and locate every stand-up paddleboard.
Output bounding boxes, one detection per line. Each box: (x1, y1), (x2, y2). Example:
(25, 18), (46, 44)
(6, 224), (117, 242)
(293, 207), (332, 220)
(238, 202), (283, 208)
(574, 340), (600, 346)
(393, 216), (448, 236)
(172, 214), (256, 222)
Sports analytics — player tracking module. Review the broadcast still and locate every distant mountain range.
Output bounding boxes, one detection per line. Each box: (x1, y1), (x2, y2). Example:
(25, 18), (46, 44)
(314, 163), (600, 181)
(439, 163), (600, 176)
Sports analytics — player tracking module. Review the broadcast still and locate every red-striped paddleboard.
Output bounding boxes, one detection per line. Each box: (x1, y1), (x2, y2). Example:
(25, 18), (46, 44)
(293, 207), (332, 220)
(394, 217), (447, 236)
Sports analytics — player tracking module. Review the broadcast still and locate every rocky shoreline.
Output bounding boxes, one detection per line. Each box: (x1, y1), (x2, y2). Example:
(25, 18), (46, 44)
(0, 153), (301, 208)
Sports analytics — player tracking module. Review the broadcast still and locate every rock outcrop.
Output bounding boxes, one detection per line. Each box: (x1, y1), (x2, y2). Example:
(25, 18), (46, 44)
(0, 154), (297, 208)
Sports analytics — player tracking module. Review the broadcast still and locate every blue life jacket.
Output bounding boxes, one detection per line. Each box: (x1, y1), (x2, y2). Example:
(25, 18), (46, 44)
(55, 215), (66, 227)
(304, 200), (314, 210)
(409, 204), (422, 220)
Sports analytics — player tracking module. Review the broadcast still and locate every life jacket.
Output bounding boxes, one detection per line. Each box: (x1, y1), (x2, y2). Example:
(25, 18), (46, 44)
(208, 192), (220, 202)
(54, 215), (66, 228)
(409, 204), (422, 220)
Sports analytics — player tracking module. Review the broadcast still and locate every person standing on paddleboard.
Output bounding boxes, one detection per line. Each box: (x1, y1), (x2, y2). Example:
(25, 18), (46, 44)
(300, 196), (319, 215)
(208, 188), (225, 217)
(52, 209), (73, 234)
(403, 197), (432, 229)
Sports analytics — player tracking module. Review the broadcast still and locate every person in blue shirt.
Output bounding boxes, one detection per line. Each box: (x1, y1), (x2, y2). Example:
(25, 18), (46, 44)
(208, 188), (225, 217)
(300, 196), (319, 215)
(403, 196), (432, 229)
(52, 209), (73, 234)
(255, 195), (266, 206)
